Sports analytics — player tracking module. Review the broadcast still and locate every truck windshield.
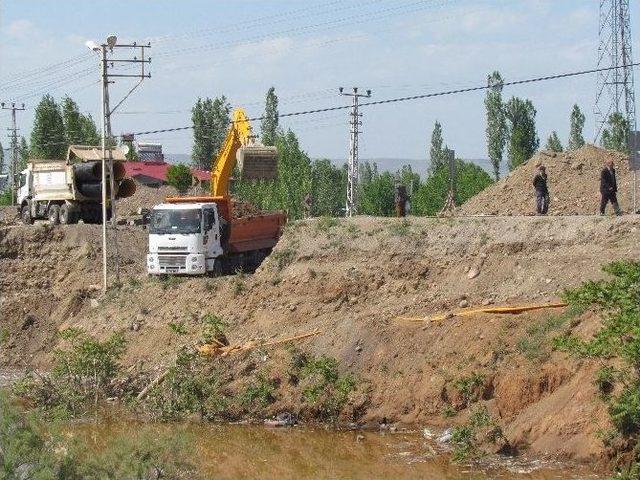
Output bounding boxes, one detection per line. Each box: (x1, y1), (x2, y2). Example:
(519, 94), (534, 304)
(150, 209), (201, 234)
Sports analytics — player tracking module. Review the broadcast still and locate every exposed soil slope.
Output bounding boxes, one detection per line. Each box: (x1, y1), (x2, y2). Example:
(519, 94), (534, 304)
(460, 145), (631, 216)
(2, 215), (640, 464)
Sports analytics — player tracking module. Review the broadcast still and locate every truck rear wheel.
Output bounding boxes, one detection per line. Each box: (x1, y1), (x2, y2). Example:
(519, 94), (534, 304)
(48, 204), (60, 225)
(59, 204), (77, 225)
(21, 205), (33, 225)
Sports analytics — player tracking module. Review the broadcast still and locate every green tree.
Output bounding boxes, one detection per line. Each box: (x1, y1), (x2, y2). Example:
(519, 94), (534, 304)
(429, 121), (445, 173)
(601, 112), (629, 153)
(30, 94), (66, 159)
(191, 96), (231, 170)
(0, 140), (4, 176)
(413, 160), (493, 215)
(545, 131), (563, 152)
(261, 87), (279, 146)
(568, 104), (585, 150)
(18, 137), (29, 171)
(359, 168), (395, 216)
(166, 164), (193, 192)
(310, 158), (346, 216)
(504, 97), (539, 170)
(485, 71), (507, 180)
(234, 129), (312, 219)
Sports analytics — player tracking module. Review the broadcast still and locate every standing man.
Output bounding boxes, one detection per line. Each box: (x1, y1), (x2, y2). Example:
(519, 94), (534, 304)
(533, 164), (549, 215)
(394, 183), (408, 217)
(600, 159), (622, 216)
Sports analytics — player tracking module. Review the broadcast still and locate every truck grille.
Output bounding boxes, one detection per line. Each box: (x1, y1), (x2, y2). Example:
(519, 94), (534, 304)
(158, 254), (187, 268)
(158, 246), (188, 251)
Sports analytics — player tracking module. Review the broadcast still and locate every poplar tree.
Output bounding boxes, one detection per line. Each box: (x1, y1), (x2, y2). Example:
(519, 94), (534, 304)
(429, 121), (445, 172)
(504, 97), (539, 170)
(601, 113), (629, 153)
(261, 87), (279, 146)
(30, 95), (66, 159)
(62, 96), (101, 146)
(0, 141), (4, 176)
(485, 71), (507, 180)
(568, 104), (585, 150)
(191, 96), (231, 170)
(545, 131), (563, 152)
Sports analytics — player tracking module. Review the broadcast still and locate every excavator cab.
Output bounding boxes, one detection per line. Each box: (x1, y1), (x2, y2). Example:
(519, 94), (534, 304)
(237, 142), (278, 180)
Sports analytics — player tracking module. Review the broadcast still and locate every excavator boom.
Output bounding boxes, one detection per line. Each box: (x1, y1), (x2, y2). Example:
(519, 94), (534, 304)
(210, 109), (277, 197)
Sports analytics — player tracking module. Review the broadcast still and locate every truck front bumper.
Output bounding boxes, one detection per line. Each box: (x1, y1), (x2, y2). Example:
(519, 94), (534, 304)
(147, 253), (206, 275)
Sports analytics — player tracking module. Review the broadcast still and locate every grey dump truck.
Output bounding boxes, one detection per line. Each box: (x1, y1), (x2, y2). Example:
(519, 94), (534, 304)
(16, 145), (136, 225)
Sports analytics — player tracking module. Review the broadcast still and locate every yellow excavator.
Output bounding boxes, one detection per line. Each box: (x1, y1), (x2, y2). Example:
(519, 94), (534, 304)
(148, 108), (285, 275)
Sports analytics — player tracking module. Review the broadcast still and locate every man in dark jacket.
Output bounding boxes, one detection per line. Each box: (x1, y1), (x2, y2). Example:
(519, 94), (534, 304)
(600, 159), (622, 216)
(533, 164), (549, 214)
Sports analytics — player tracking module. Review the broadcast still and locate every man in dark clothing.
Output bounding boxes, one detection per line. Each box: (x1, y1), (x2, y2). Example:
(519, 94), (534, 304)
(600, 159), (622, 216)
(533, 164), (549, 215)
(394, 184), (408, 217)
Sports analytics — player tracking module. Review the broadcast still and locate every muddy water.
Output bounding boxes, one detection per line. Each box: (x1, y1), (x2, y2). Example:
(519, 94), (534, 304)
(75, 422), (601, 480)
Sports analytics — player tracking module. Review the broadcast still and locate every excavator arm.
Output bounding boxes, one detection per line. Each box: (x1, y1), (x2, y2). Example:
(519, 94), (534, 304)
(210, 108), (277, 198)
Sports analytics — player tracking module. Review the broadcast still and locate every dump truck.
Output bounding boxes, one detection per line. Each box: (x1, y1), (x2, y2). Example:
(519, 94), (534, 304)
(147, 109), (286, 275)
(17, 145), (136, 225)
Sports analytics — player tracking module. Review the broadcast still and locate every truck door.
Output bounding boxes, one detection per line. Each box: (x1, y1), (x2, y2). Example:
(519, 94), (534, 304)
(203, 207), (223, 262)
(16, 171), (31, 205)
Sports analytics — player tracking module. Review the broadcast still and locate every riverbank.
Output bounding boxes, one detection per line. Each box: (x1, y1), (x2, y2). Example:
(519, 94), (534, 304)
(3, 215), (640, 468)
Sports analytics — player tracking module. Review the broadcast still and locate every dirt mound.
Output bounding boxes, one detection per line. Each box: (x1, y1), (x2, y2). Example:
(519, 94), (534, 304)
(0, 206), (18, 226)
(3, 215), (640, 464)
(117, 181), (265, 218)
(460, 145), (631, 215)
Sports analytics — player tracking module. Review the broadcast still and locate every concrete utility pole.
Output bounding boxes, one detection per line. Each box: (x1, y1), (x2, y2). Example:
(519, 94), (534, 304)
(339, 87), (371, 217)
(1, 102), (25, 206)
(87, 35), (151, 292)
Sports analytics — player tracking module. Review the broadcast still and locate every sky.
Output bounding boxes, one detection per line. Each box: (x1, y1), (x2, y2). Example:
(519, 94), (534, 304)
(0, 0), (638, 173)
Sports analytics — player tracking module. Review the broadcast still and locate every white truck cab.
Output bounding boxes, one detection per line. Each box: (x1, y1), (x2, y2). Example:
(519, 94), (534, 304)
(16, 169), (31, 207)
(147, 202), (225, 275)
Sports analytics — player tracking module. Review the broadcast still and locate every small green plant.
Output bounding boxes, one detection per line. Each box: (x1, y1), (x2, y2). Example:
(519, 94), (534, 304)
(315, 215), (338, 233)
(168, 321), (188, 335)
(0, 327), (9, 345)
(454, 372), (485, 405)
(127, 276), (142, 289)
(270, 275), (282, 286)
(479, 233), (491, 246)
(388, 219), (411, 236)
(231, 270), (246, 296)
(270, 246), (296, 272)
(242, 374), (276, 409)
(442, 404), (457, 418)
(144, 349), (226, 421)
(155, 275), (183, 290)
(15, 329), (127, 418)
(296, 353), (356, 421)
(204, 279), (217, 292)
(344, 222), (361, 238)
(201, 314), (227, 344)
(516, 307), (580, 361)
(451, 406), (504, 462)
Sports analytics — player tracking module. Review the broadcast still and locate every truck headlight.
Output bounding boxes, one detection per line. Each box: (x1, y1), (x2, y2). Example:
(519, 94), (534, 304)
(191, 257), (198, 263)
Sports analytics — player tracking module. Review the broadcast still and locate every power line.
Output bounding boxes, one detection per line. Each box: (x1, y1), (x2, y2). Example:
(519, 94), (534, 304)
(127, 62), (640, 138)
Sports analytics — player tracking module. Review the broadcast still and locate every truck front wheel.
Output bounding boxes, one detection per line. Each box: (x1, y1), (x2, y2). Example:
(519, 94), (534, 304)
(59, 204), (76, 225)
(48, 204), (61, 225)
(21, 205), (33, 225)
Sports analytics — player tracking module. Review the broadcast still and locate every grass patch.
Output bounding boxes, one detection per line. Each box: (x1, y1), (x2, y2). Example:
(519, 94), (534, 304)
(201, 314), (227, 345)
(241, 373), (276, 409)
(270, 246), (297, 272)
(168, 321), (188, 336)
(155, 275), (183, 290)
(388, 219), (411, 236)
(515, 306), (581, 361)
(315, 215), (339, 234)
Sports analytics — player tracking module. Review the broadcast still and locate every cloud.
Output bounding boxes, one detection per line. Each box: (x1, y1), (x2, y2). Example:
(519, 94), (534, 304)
(4, 19), (36, 39)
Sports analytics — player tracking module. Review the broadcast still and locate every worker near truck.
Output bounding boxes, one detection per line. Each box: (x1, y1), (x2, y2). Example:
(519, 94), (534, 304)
(600, 159), (622, 216)
(533, 164), (549, 215)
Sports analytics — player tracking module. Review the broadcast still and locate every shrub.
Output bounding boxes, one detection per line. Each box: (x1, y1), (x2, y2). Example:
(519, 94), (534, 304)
(166, 164), (193, 192)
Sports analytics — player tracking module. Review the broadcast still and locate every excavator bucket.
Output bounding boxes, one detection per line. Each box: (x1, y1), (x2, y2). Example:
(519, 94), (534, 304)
(237, 145), (278, 180)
